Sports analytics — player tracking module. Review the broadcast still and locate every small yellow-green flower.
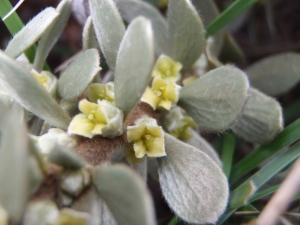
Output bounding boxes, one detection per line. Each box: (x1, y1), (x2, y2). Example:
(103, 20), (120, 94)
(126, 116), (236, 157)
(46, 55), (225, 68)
(87, 82), (115, 104)
(68, 99), (123, 138)
(164, 107), (197, 140)
(152, 55), (182, 82)
(31, 69), (57, 96)
(141, 76), (181, 110)
(127, 117), (165, 158)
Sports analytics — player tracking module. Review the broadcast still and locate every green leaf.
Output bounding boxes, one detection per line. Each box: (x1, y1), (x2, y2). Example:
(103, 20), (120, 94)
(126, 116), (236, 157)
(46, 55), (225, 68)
(246, 52), (300, 96)
(232, 88), (283, 144)
(58, 49), (101, 100)
(33, 0), (72, 72)
(92, 165), (156, 225)
(167, 0), (205, 70)
(0, 50), (71, 129)
(219, 33), (244, 63)
(116, 0), (169, 56)
(82, 16), (99, 50)
(230, 118), (300, 185)
(114, 17), (154, 116)
(179, 66), (249, 131)
(89, 0), (125, 72)
(221, 132), (236, 178)
(0, 105), (30, 222)
(5, 8), (59, 59)
(158, 133), (229, 224)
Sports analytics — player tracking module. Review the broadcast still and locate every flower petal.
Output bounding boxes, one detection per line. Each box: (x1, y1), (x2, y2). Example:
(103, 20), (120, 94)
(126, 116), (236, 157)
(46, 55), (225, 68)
(141, 87), (160, 110)
(78, 99), (98, 116)
(68, 114), (94, 138)
(144, 136), (165, 157)
(127, 124), (146, 142)
(134, 140), (147, 158)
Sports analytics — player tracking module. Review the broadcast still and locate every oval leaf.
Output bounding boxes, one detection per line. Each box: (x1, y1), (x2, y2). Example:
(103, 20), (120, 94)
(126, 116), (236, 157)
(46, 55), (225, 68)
(0, 51), (71, 129)
(89, 0), (125, 72)
(158, 133), (229, 224)
(179, 66), (249, 131)
(33, 0), (72, 72)
(167, 0), (205, 70)
(5, 8), (59, 59)
(116, 0), (169, 56)
(92, 164), (156, 225)
(231, 88), (283, 144)
(246, 52), (300, 96)
(58, 49), (101, 100)
(114, 17), (154, 116)
(82, 16), (99, 50)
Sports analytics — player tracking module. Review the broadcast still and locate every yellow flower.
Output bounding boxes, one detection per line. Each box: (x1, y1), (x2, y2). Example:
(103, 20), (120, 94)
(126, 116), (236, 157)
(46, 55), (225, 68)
(141, 76), (181, 110)
(152, 55), (182, 82)
(87, 82), (115, 104)
(31, 69), (57, 96)
(127, 117), (165, 158)
(68, 99), (123, 138)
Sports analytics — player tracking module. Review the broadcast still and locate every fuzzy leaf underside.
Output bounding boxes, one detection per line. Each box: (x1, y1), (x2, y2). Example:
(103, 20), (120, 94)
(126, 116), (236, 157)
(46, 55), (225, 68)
(231, 88), (283, 144)
(33, 0), (72, 72)
(157, 133), (229, 224)
(92, 165), (156, 225)
(114, 17), (154, 116)
(58, 49), (101, 100)
(89, 0), (125, 72)
(246, 52), (300, 96)
(0, 104), (29, 222)
(179, 66), (249, 131)
(5, 8), (59, 59)
(115, 0), (169, 56)
(82, 16), (99, 50)
(167, 0), (205, 70)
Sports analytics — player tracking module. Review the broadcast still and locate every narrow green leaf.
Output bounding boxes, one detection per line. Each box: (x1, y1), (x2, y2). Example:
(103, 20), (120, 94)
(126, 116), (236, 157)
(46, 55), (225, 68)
(58, 49), (101, 100)
(89, 0), (125, 72)
(179, 66), (249, 131)
(221, 132), (236, 178)
(167, 216), (178, 225)
(249, 185), (279, 203)
(5, 8), (59, 59)
(114, 17), (154, 116)
(116, 0), (169, 56)
(33, 0), (72, 72)
(246, 52), (300, 96)
(0, 105), (29, 222)
(167, 0), (205, 70)
(92, 165), (156, 225)
(230, 141), (300, 208)
(0, 51), (71, 129)
(82, 16), (99, 50)
(206, 0), (258, 36)
(230, 118), (300, 184)
(158, 133), (229, 224)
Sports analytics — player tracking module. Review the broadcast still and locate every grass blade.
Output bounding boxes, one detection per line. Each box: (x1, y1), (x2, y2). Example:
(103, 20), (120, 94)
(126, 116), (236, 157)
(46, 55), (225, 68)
(221, 132), (236, 178)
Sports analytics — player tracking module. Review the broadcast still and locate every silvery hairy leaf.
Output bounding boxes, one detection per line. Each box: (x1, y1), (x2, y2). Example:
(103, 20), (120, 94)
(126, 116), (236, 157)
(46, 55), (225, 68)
(231, 88), (283, 144)
(191, 0), (224, 57)
(33, 0), (72, 72)
(246, 52), (300, 96)
(58, 49), (100, 100)
(185, 130), (222, 166)
(167, 0), (205, 70)
(89, 0), (125, 72)
(115, 0), (169, 56)
(0, 51), (71, 129)
(92, 165), (156, 225)
(0, 104), (29, 222)
(72, 0), (90, 25)
(5, 8), (59, 59)
(82, 16), (99, 50)
(179, 65), (249, 131)
(158, 133), (229, 224)
(114, 17), (154, 116)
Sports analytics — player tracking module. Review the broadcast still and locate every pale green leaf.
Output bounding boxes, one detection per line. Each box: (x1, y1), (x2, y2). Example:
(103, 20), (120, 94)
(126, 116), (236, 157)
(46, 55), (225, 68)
(114, 17), (154, 116)
(92, 165), (156, 225)
(5, 8), (59, 59)
(246, 52), (300, 96)
(232, 88), (283, 144)
(179, 66), (249, 131)
(0, 51), (71, 129)
(33, 0), (72, 72)
(0, 105), (29, 222)
(158, 133), (229, 224)
(82, 16), (99, 50)
(167, 0), (205, 70)
(58, 49), (101, 100)
(89, 0), (125, 72)
(116, 0), (169, 56)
